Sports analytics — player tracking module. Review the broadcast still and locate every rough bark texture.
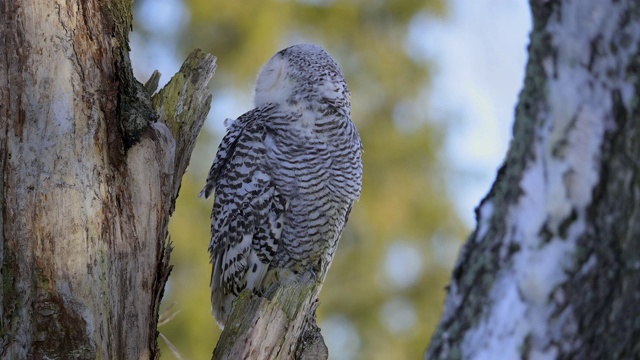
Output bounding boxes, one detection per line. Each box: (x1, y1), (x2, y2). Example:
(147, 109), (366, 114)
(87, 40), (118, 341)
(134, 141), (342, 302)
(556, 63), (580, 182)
(426, 0), (640, 359)
(0, 1), (216, 358)
(212, 272), (328, 360)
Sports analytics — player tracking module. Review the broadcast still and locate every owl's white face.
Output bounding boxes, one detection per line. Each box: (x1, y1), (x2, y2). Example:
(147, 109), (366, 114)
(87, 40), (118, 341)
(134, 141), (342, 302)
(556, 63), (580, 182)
(254, 54), (292, 107)
(253, 44), (350, 117)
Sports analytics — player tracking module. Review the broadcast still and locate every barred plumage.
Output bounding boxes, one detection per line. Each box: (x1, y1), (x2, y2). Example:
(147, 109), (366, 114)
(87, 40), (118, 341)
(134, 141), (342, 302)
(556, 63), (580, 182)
(200, 44), (362, 328)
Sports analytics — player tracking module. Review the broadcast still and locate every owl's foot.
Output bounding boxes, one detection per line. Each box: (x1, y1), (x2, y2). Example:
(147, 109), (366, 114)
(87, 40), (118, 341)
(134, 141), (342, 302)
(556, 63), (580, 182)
(261, 265), (318, 298)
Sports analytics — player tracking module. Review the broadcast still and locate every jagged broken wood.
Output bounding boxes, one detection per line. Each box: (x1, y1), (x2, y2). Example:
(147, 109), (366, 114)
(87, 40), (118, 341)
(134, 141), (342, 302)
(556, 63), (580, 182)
(147, 48), (217, 353)
(151, 49), (217, 204)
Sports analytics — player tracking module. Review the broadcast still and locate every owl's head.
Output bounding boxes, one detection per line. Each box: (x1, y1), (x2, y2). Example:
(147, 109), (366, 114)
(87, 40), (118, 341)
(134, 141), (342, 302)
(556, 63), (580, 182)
(254, 44), (350, 113)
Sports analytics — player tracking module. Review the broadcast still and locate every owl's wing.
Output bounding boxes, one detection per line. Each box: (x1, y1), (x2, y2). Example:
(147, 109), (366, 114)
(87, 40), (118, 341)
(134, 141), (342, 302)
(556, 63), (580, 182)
(201, 107), (287, 326)
(199, 116), (246, 200)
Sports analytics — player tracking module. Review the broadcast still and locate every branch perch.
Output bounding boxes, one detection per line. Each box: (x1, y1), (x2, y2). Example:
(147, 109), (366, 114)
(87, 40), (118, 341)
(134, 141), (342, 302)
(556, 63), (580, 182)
(213, 273), (328, 360)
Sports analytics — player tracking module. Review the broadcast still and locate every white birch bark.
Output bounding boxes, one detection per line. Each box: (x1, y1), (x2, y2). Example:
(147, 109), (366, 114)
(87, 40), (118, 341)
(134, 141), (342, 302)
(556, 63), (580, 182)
(427, 0), (640, 358)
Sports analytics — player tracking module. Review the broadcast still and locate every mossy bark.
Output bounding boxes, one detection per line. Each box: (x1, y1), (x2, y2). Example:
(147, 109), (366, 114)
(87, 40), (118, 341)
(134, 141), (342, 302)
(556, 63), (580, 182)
(0, 1), (215, 358)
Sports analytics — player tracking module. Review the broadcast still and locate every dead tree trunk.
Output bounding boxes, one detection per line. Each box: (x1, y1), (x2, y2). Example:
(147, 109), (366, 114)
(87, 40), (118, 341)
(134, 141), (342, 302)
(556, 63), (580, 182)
(427, 0), (640, 358)
(0, 1), (215, 358)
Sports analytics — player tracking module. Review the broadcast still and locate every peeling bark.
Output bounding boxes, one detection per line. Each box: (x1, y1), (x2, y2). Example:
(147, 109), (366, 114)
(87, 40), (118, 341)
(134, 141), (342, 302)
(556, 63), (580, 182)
(0, 1), (215, 358)
(426, 0), (640, 359)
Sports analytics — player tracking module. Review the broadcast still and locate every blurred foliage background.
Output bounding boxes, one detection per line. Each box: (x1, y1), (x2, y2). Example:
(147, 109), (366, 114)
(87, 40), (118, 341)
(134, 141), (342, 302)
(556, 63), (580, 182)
(132, 0), (468, 359)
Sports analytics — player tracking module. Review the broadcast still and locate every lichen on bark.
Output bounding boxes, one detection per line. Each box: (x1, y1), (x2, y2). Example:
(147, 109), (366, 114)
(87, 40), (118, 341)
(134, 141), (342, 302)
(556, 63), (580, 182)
(426, 1), (640, 359)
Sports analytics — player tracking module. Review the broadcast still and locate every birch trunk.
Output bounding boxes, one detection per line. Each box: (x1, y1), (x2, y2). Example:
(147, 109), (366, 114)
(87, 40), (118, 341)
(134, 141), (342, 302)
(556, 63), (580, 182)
(427, 0), (640, 358)
(0, 1), (215, 358)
